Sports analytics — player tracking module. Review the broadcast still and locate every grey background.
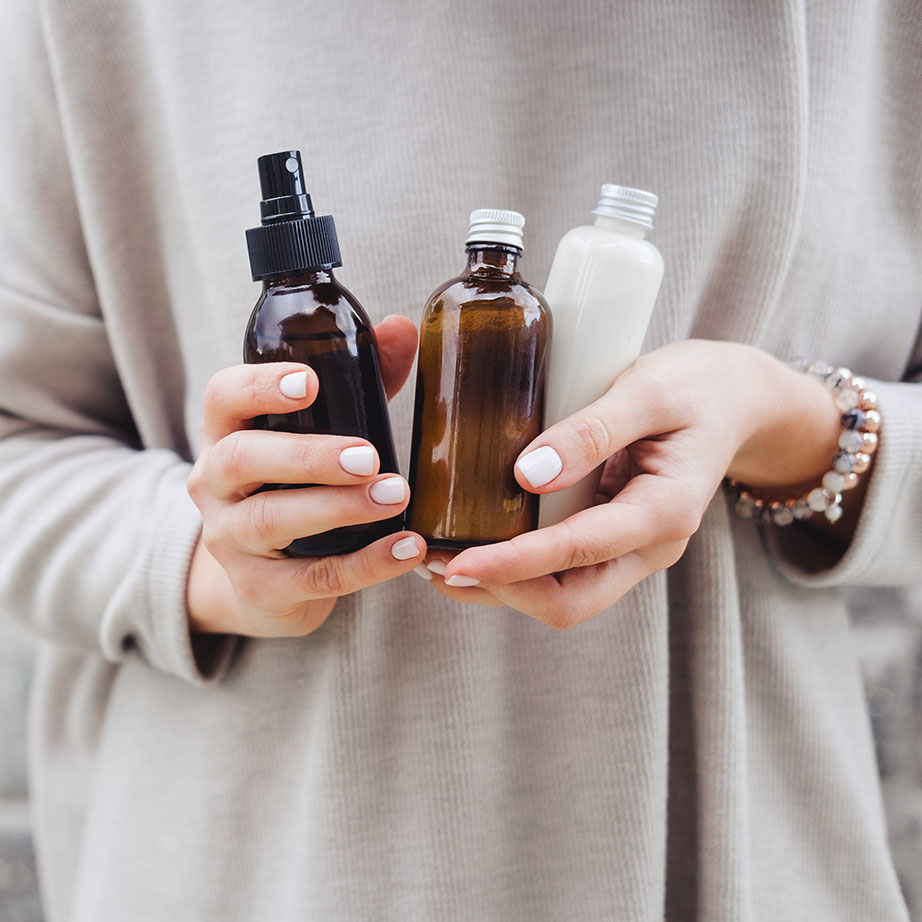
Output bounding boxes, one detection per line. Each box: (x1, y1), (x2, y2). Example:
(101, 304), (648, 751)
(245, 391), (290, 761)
(1, 592), (920, 921)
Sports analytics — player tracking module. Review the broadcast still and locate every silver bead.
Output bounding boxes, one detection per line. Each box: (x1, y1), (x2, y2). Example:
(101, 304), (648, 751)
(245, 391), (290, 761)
(863, 409), (881, 433)
(840, 472), (859, 491)
(859, 390), (878, 410)
(824, 502), (844, 523)
(822, 471), (847, 494)
(838, 429), (864, 453)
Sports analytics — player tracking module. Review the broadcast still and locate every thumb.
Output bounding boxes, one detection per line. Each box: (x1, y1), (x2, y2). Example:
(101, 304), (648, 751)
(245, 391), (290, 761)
(374, 314), (418, 400)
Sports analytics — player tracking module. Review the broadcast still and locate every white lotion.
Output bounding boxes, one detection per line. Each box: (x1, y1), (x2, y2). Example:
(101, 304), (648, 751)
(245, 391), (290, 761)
(539, 185), (664, 528)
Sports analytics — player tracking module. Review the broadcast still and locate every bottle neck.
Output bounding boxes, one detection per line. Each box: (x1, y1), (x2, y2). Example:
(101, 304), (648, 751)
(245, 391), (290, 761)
(464, 244), (522, 277)
(592, 214), (650, 239)
(261, 267), (335, 290)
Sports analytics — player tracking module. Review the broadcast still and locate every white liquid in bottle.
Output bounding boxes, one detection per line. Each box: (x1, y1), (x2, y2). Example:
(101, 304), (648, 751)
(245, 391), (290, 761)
(539, 185), (664, 528)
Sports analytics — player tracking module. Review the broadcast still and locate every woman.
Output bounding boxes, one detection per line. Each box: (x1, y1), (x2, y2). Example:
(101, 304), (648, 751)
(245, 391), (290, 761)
(1, 0), (919, 919)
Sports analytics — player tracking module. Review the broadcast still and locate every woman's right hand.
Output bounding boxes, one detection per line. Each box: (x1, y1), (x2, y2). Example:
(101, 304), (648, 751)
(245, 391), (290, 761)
(185, 315), (424, 639)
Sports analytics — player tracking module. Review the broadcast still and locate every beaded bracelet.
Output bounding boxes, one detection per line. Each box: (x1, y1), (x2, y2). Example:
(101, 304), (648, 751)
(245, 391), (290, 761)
(729, 362), (881, 526)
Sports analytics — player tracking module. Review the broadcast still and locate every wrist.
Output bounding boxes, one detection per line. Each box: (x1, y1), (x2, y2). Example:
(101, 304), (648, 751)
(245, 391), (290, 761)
(727, 353), (842, 492)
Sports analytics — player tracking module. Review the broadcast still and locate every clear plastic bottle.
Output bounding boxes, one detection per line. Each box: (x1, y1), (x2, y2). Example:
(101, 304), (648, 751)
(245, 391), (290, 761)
(408, 210), (550, 548)
(539, 185), (664, 528)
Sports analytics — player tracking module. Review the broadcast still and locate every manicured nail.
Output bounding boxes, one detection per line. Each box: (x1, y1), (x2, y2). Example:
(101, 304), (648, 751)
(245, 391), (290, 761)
(445, 574), (481, 588)
(279, 371), (309, 399)
(516, 445), (563, 488)
(391, 536), (422, 560)
(369, 476), (406, 505)
(413, 563), (432, 581)
(339, 446), (376, 476)
(426, 559), (447, 575)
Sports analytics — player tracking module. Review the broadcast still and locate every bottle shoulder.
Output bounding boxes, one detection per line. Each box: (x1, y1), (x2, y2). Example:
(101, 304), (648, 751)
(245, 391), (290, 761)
(554, 224), (663, 268)
(249, 275), (371, 330)
(424, 273), (550, 316)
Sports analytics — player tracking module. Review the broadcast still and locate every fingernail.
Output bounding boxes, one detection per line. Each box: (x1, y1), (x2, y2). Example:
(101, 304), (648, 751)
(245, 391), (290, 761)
(369, 476), (406, 505)
(516, 445), (563, 488)
(413, 563), (432, 581)
(391, 536), (422, 560)
(279, 371), (308, 399)
(426, 559), (447, 575)
(445, 574), (481, 588)
(339, 446), (376, 476)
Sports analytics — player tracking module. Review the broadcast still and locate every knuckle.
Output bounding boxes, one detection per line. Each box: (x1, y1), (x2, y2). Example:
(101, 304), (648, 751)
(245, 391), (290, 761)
(186, 463), (205, 502)
(558, 522), (605, 571)
(569, 411), (613, 463)
(244, 496), (281, 547)
(303, 556), (348, 597)
(214, 431), (252, 484)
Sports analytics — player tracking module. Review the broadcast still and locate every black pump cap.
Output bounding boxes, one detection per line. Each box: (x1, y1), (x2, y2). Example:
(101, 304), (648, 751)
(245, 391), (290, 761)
(246, 150), (342, 280)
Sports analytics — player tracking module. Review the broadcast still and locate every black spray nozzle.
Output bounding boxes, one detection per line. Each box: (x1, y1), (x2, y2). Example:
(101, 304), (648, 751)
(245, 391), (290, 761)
(257, 150), (314, 223)
(246, 149), (342, 280)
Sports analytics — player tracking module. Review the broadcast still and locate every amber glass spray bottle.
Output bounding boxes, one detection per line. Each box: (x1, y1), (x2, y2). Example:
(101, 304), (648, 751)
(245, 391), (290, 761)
(408, 209), (550, 548)
(244, 150), (402, 556)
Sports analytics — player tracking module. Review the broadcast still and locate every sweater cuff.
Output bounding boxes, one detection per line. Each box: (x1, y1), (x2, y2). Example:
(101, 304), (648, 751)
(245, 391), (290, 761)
(97, 461), (239, 685)
(765, 379), (922, 588)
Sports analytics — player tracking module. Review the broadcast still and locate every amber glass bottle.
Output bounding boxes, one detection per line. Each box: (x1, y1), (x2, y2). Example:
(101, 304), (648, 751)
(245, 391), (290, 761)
(244, 150), (401, 557)
(408, 209), (550, 548)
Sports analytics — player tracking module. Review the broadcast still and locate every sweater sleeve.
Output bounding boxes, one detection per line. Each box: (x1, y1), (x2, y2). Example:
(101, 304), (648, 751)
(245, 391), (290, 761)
(765, 362), (922, 589)
(0, 0), (236, 684)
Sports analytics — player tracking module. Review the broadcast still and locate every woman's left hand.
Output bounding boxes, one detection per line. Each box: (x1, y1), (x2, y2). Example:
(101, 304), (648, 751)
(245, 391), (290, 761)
(422, 339), (845, 628)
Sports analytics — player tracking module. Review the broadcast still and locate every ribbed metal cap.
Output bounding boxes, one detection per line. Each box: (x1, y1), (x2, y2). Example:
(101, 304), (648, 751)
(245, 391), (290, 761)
(245, 150), (343, 280)
(592, 184), (658, 230)
(465, 208), (525, 249)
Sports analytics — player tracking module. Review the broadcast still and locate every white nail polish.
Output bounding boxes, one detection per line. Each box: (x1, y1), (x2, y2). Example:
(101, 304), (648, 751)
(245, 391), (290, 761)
(369, 476), (406, 505)
(279, 371), (308, 399)
(413, 563), (433, 581)
(391, 536), (421, 560)
(445, 574), (481, 588)
(516, 445), (563, 488)
(339, 446), (376, 476)
(426, 559), (447, 575)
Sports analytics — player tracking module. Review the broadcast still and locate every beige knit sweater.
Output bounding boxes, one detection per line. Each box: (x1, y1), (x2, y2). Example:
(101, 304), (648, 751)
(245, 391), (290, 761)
(1, 0), (921, 919)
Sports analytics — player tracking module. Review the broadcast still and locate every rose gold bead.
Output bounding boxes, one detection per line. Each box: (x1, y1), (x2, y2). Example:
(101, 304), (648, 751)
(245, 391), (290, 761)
(850, 376), (866, 391)
(835, 367), (853, 381)
(862, 431), (879, 454)
(840, 472), (860, 491)
(859, 390), (878, 410)
(853, 452), (872, 474)
(863, 409), (881, 433)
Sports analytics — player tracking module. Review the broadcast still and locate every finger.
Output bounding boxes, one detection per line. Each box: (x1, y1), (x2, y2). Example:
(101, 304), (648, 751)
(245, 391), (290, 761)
(484, 542), (683, 629)
(513, 360), (683, 494)
(203, 430), (381, 500)
(201, 363), (320, 449)
(426, 576), (508, 607)
(231, 531), (427, 611)
(222, 474), (410, 554)
(374, 314), (419, 400)
(443, 474), (698, 585)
